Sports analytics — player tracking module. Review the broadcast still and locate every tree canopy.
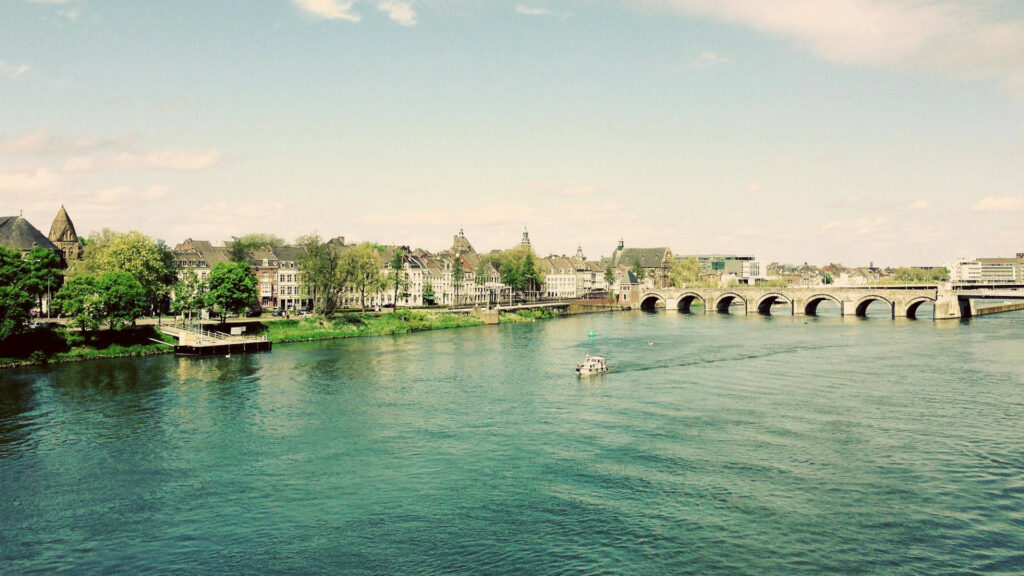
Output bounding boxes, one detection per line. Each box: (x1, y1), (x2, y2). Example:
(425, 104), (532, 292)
(388, 247), (409, 308)
(204, 262), (258, 321)
(343, 243), (384, 310)
(229, 233), (285, 262)
(171, 269), (206, 321)
(96, 271), (147, 329)
(74, 229), (173, 311)
(890, 267), (948, 283)
(0, 246), (35, 341)
(53, 276), (103, 332)
(669, 257), (702, 287)
(23, 245), (64, 312)
(297, 234), (348, 317)
(497, 246), (544, 296)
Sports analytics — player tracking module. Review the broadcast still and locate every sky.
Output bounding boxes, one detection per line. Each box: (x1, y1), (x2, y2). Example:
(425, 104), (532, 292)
(2, 0), (1023, 267)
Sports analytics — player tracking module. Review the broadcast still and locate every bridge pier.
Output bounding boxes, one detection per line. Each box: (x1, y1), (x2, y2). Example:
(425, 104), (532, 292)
(934, 289), (965, 320)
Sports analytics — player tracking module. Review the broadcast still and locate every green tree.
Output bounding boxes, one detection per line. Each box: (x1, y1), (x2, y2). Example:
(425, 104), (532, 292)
(171, 269), (206, 323)
(96, 270), (147, 330)
(75, 229), (171, 313)
(475, 260), (492, 286)
(631, 257), (646, 281)
(452, 257), (465, 306)
(297, 234), (350, 317)
(343, 243), (383, 311)
(0, 246), (34, 341)
(604, 265), (616, 287)
(822, 272), (834, 285)
(205, 262), (258, 322)
(669, 257), (702, 287)
(23, 246), (64, 315)
(498, 246), (544, 301)
(388, 247), (409, 309)
(228, 233), (284, 263)
(53, 275), (104, 333)
(422, 281), (436, 305)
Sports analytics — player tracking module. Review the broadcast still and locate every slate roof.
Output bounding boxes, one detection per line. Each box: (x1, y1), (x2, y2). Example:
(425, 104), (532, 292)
(609, 246), (672, 269)
(0, 216), (59, 253)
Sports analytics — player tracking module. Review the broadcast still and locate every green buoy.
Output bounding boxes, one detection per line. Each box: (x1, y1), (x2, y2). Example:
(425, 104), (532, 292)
(588, 331), (595, 339)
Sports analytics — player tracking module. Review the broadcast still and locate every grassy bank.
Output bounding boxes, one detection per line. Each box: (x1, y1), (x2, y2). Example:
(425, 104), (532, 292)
(499, 309), (560, 323)
(246, 309), (485, 343)
(0, 326), (176, 368)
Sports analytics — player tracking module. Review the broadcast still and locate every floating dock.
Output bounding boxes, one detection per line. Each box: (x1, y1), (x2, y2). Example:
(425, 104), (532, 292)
(159, 324), (272, 356)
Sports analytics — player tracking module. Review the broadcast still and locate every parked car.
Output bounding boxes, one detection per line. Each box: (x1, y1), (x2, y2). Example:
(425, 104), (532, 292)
(271, 310), (285, 317)
(296, 310), (313, 318)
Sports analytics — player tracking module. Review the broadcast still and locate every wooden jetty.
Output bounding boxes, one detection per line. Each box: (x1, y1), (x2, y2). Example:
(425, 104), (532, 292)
(159, 323), (272, 356)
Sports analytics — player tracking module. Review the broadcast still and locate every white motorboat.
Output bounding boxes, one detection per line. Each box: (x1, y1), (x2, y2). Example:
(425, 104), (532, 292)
(576, 354), (609, 376)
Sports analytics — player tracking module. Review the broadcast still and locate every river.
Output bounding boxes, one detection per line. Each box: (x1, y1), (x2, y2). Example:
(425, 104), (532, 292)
(2, 308), (1023, 575)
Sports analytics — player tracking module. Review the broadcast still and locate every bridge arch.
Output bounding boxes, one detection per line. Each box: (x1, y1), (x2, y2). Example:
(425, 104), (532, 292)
(904, 296), (936, 320)
(804, 294), (843, 316)
(714, 292), (747, 314)
(639, 293), (666, 310)
(756, 293), (793, 315)
(855, 295), (894, 318)
(676, 292), (705, 314)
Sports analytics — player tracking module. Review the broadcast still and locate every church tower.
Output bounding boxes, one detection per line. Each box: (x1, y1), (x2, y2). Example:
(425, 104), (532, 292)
(48, 204), (81, 264)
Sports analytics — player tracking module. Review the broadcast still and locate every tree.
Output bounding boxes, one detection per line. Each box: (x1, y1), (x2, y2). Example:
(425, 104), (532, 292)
(498, 246), (545, 301)
(422, 282), (436, 305)
(297, 234), (350, 317)
(604, 265), (615, 288)
(23, 246), (64, 315)
(475, 260), (492, 286)
(205, 262), (258, 322)
(631, 257), (646, 281)
(0, 246), (34, 341)
(452, 257), (465, 306)
(387, 247), (409, 309)
(228, 233), (284, 263)
(53, 276), (103, 333)
(171, 269), (206, 323)
(341, 243), (383, 311)
(75, 229), (171, 313)
(153, 239), (179, 316)
(669, 257), (701, 287)
(822, 272), (834, 285)
(96, 270), (147, 330)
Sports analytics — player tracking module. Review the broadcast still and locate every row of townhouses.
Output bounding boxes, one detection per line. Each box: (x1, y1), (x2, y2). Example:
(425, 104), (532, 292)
(172, 229), (681, 311)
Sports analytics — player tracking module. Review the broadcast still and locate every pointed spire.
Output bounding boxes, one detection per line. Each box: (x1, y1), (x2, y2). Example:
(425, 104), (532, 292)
(49, 204), (78, 243)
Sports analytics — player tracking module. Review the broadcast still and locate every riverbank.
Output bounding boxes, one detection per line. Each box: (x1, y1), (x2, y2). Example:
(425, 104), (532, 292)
(0, 308), (572, 369)
(251, 309), (487, 343)
(0, 326), (177, 368)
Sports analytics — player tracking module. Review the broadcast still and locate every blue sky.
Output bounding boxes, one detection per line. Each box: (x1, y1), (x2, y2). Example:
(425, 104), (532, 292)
(2, 0), (1023, 266)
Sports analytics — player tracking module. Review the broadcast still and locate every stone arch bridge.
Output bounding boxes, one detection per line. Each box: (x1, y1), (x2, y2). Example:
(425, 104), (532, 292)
(634, 286), (970, 320)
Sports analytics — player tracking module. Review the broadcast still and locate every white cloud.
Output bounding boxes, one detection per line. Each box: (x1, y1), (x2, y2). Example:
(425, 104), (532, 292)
(0, 167), (60, 191)
(686, 51), (730, 69)
(0, 130), (134, 156)
(745, 183), (761, 193)
(378, 0), (416, 26)
(649, 0), (1024, 88)
(63, 149), (221, 172)
(516, 5), (570, 17)
(905, 199), (931, 211)
(291, 0), (360, 22)
(971, 196), (1024, 212)
(0, 61), (30, 78)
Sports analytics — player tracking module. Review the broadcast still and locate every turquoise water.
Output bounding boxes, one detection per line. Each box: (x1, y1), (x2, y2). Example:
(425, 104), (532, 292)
(2, 310), (1023, 575)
